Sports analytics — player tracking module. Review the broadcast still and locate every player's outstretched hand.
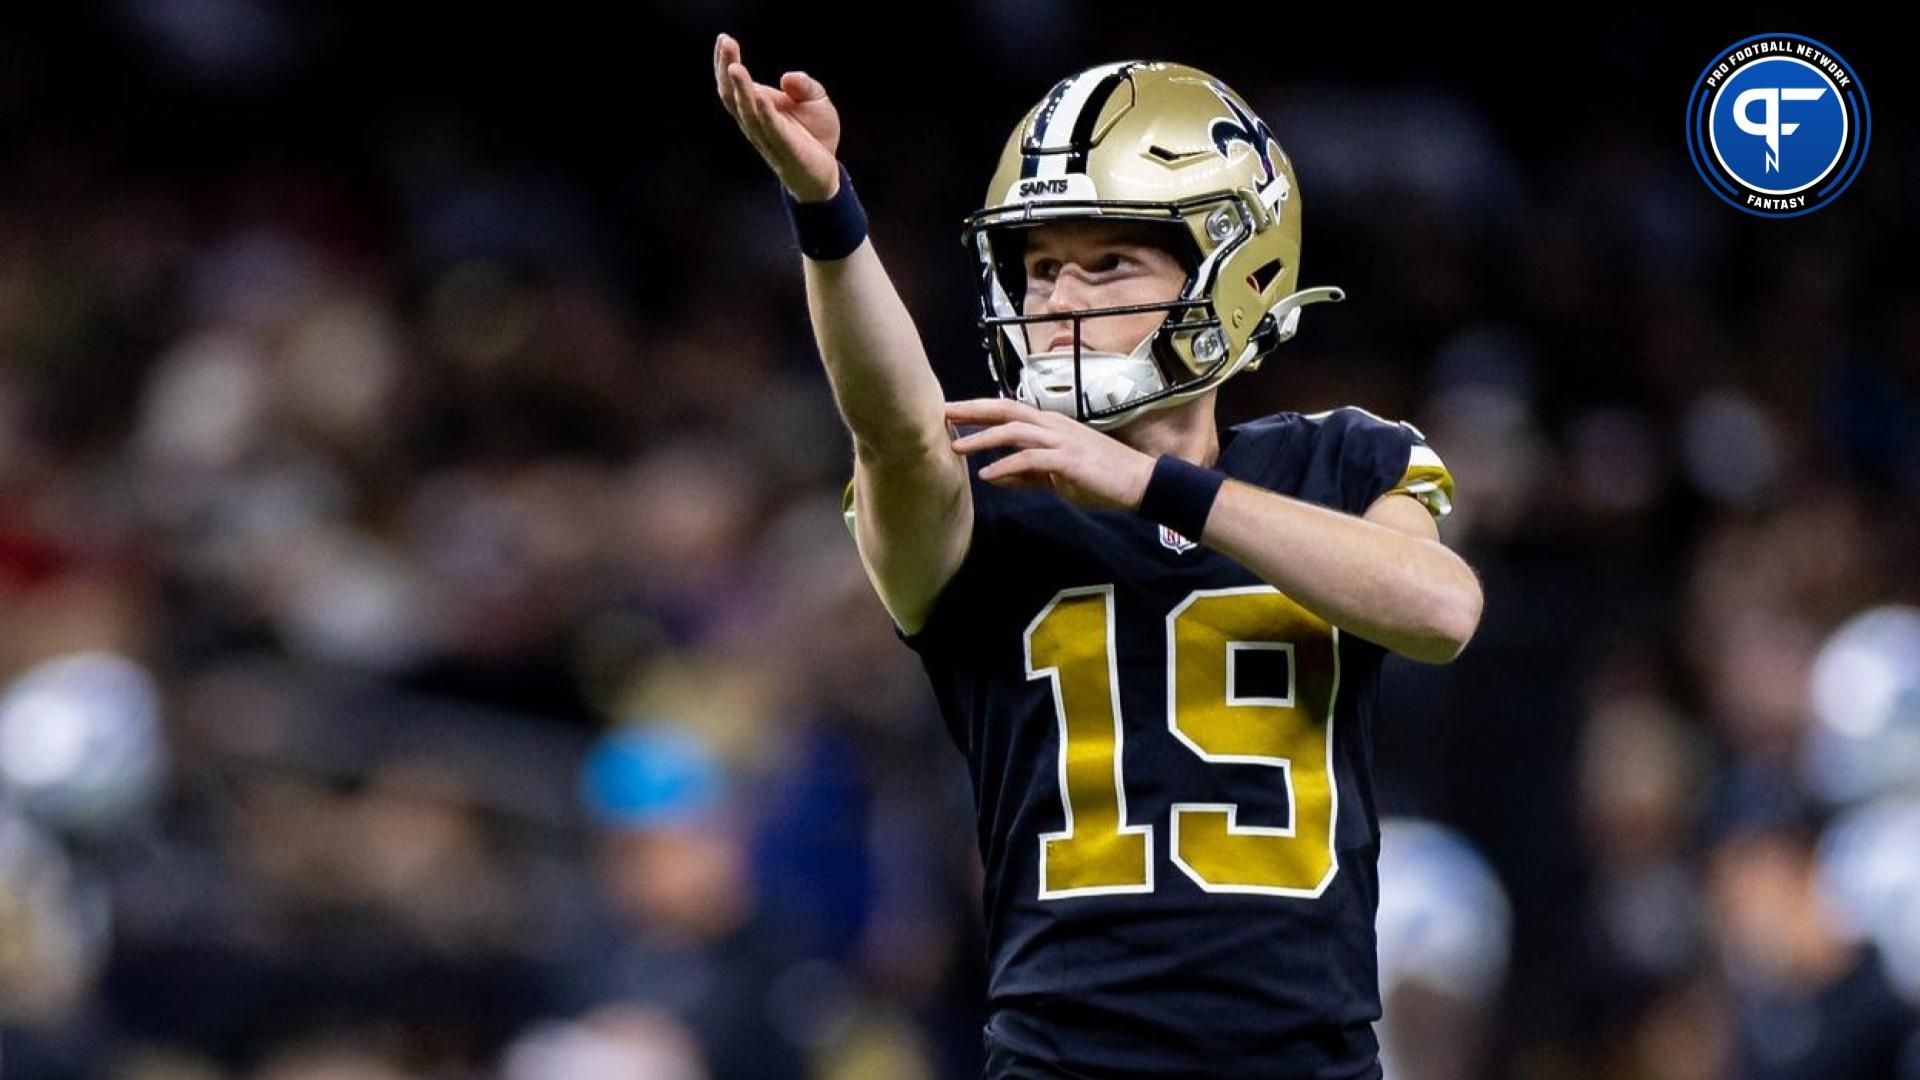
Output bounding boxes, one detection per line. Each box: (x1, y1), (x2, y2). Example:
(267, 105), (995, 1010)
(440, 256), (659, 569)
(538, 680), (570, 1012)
(713, 33), (842, 203)
(946, 398), (1160, 514)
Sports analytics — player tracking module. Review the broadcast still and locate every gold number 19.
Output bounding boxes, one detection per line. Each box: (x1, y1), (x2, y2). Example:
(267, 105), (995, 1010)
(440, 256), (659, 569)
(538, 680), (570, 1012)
(1025, 584), (1341, 900)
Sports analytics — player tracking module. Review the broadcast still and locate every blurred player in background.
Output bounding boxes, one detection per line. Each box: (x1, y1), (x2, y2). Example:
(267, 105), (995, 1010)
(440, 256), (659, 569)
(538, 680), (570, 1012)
(716, 33), (1482, 1078)
(1704, 768), (1920, 1080)
(1373, 817), (1512, 1080)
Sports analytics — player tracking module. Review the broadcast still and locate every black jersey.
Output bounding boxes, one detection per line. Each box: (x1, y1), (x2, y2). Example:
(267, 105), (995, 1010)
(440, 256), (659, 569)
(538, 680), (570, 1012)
(842, 406), (1456, 1078)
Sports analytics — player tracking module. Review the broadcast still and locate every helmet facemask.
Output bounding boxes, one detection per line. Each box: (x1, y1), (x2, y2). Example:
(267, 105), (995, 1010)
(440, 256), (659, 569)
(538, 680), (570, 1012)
(967, 213), (1228, 432)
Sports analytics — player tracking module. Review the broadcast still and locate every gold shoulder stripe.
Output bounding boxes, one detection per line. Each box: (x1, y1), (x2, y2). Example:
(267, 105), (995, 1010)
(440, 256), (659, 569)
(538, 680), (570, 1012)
(841, 477), (858, 541)
(1389, 443), (1455, 521)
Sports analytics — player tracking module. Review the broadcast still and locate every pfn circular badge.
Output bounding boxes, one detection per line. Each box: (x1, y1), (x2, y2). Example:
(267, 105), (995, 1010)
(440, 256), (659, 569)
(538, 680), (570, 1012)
(1687, 34), (1870, 218)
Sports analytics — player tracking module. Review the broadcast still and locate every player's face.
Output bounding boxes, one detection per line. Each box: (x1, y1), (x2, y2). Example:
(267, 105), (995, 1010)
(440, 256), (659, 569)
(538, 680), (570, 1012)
(1021, 220), (1189, 357)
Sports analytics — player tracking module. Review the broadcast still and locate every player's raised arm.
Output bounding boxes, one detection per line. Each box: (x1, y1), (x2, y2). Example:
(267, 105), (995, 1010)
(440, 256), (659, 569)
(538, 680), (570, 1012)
(713, 33), (969, 636)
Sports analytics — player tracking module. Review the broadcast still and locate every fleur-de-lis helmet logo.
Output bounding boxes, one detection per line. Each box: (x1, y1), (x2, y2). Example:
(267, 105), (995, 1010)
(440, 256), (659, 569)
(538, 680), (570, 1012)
(1206, 82), (1279, 184)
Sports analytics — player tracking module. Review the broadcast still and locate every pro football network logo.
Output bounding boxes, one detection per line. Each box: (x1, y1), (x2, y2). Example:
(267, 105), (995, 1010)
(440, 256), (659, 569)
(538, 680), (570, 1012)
(1686, 33), (1869, 218)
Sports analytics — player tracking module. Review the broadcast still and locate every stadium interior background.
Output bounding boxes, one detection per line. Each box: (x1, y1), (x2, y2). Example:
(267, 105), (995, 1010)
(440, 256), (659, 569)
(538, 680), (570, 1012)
(0, 6), (1913, 1078)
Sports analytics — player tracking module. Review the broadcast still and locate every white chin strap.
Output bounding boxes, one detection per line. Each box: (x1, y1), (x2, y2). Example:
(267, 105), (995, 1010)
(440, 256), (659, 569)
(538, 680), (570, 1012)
(1015, 336), (1165, 425)
(1011, 285), (1346, 430)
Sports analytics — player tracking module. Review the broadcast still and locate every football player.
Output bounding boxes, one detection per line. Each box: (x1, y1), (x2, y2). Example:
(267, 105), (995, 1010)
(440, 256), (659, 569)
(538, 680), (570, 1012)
(715, 35), (1484, 1078)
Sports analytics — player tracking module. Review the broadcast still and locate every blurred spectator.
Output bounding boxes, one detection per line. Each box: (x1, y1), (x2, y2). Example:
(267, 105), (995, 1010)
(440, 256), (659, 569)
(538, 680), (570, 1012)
(1703, 769), (1920, 1080)
(1575, 693), (1711, 1036)
(554, 725), (819, 1080)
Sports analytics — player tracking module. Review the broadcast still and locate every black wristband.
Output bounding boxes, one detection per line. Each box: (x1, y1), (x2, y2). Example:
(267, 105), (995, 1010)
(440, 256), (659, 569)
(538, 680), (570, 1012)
(781, 162), (867, 261)
(1136, 454), (1226, 542)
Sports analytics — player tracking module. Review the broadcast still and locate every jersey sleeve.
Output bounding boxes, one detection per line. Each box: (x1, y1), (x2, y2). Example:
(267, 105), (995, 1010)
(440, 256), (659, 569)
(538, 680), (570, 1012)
(1333, 407), (1456, 522)
(840, 446), (1013, 653)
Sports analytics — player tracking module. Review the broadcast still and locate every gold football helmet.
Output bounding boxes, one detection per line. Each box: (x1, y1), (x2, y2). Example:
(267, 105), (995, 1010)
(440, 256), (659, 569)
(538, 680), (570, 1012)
(962, 61), (1344, 430)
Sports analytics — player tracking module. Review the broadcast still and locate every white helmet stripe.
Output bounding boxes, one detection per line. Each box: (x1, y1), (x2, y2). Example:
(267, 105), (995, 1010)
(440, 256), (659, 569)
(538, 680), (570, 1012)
(1029, 61), (1138, 178)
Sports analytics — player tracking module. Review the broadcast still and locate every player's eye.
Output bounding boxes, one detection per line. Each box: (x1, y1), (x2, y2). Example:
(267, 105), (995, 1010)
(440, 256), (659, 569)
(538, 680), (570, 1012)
(1029, 254), (1125, 283)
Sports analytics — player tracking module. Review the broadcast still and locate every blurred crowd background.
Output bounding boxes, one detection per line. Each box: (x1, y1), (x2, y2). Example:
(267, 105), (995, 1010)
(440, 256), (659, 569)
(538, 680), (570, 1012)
(0, 5), (1916, 1079)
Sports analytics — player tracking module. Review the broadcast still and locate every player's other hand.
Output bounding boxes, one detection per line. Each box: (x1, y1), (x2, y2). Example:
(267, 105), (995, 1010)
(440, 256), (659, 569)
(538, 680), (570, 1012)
(713, 33), (842, 203)
(946, 398), (1159, 514)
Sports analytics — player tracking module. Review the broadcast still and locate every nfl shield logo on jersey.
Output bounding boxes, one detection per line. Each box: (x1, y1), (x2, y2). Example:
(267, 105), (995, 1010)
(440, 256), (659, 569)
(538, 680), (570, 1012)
(1158, 524), (1197, 553)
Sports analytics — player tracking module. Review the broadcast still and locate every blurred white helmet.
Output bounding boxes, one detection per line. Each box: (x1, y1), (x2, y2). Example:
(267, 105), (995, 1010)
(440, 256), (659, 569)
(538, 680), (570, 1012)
(1804, 606), (1920, 806)
(0, 651), (168, 836)
(1376, 817), (1512, 1003)
(500, 1010), (707, 1080)
(1816, 796), (1920, 1005)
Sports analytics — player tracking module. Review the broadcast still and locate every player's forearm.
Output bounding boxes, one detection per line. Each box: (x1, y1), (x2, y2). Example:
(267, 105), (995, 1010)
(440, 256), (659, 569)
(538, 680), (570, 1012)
(1200, 479), (1481, 663)
(848, 440), (972, 630)
(803, 240), (950, 463)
